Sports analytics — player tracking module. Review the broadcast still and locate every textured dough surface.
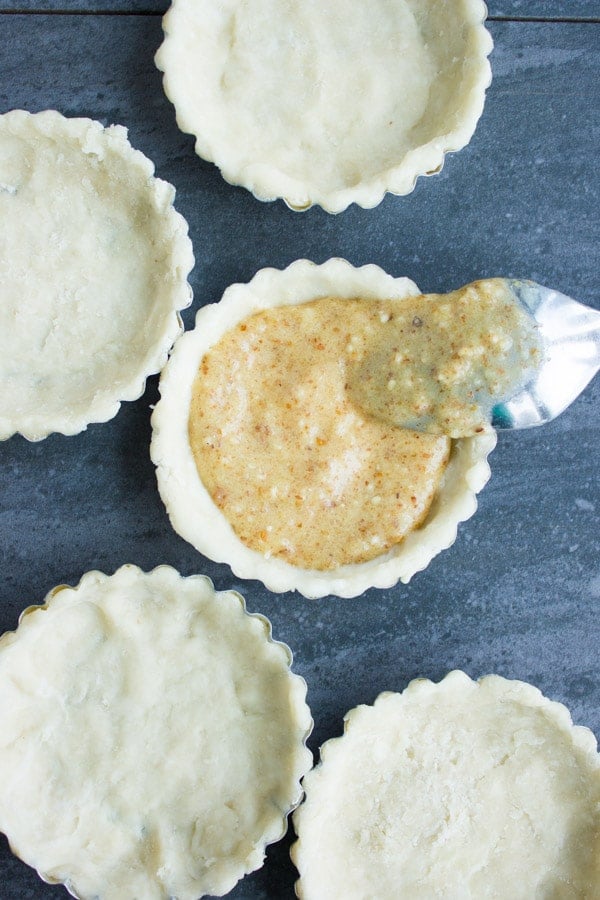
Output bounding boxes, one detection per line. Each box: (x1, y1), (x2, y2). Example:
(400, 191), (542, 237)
(0, 110), (193, 440)
(189, 298), (450, 570)
(151, 259), (496, 598)
(293, 671), (600, 899)
(156, 0), (492, 211)
(0, 565), (312, 899)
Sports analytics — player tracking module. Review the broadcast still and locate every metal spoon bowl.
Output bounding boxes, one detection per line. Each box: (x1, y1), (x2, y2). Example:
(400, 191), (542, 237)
(491, 280), (600, 430)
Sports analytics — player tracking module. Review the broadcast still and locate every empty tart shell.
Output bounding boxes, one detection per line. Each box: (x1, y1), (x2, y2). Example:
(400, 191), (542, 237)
(155, 0), (493, 212)
(292, 671), (600, 899)
(0, 565), (312, 899)
(150, 258), (496, 599)
(0, 110), (194, 441)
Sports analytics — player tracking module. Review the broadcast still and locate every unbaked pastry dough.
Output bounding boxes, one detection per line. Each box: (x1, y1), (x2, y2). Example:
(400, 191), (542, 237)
(150, 259), (496, 598)
(0, 565), (312, 899)
(156, 0), (492, 212)
(0, 110), (194, 441)
(292, 671), (600, 899)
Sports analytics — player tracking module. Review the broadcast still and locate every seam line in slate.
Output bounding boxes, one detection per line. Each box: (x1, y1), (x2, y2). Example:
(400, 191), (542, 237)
(0, 8), (163, 14)
(0, 10), (599, 21)
(488, 15), (600, 23)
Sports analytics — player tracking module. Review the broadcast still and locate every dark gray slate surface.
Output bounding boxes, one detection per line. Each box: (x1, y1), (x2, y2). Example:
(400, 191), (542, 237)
(0, 8), (599, 900)
(491, 1), (598, 19)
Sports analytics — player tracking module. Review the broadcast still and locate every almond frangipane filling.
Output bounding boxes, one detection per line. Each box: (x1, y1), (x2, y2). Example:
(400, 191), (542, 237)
(188, 297), (450, 571)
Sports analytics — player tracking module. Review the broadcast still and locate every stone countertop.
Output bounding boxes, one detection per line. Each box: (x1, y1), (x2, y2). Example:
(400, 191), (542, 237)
(0, 3), (598, 898)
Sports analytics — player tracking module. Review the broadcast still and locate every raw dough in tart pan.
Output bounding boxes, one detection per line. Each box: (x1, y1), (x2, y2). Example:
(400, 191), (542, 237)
(0, 109), (194, 441)
(155, 0), (493, 212)
(292, 671), (600, 899)
(150, 259), (496, 599)
(0, 564), (312, 899)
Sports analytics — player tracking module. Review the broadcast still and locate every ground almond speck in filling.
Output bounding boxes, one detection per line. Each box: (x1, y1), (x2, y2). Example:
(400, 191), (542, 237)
(188, 297), (451, 571)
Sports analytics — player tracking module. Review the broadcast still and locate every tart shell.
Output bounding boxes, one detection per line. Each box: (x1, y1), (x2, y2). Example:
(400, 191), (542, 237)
(292, 671), (600, 899)
(150, 259), (496, 599)
(0, 565), (312, 899)
(156, 0), (493, 213)
(0, 110), (194, 441)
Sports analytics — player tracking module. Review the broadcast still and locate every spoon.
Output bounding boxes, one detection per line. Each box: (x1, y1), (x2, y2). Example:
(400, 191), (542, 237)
(346, 279), (600, 437)
(490, 280), (600, 430)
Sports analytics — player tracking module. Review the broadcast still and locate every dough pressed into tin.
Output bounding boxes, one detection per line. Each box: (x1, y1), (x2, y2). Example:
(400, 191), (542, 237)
(0, 565), (312, 899)
(156, 0), (492, 212)
(0, 110), (194, 441)
(292, 671), (600, 899)
(150, 259), (495, 599)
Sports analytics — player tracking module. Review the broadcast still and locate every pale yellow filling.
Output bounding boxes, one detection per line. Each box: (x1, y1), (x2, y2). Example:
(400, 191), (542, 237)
(347, 279), (543, 437)
(189, 298), (450, 571)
